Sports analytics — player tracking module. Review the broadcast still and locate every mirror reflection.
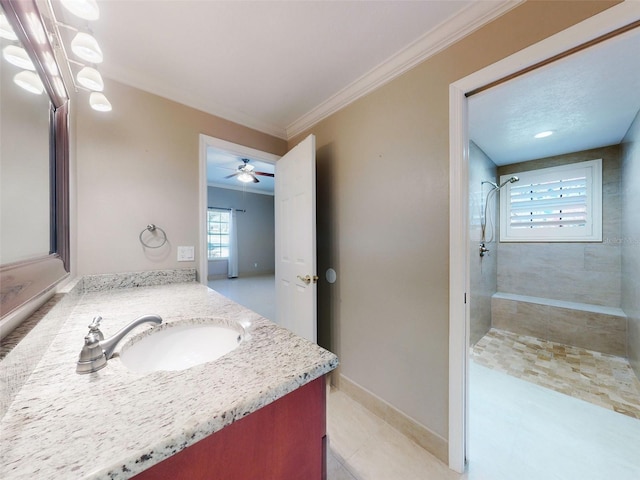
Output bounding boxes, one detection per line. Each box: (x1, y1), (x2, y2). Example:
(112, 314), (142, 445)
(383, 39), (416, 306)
(0, 9), (52, 264)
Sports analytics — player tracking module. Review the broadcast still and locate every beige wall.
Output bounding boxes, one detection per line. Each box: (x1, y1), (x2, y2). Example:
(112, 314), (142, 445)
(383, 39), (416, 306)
(497, 145), (622, 307)
(75, 79), (286, 276)
(622, 108), (640, 380)
(291, 1), (619, 443)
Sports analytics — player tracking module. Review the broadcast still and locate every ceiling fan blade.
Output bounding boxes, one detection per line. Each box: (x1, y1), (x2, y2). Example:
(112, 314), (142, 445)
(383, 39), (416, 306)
(254, 171), (274, 177)
(224, 172), (240, 179)
(251, 174), (260, 183)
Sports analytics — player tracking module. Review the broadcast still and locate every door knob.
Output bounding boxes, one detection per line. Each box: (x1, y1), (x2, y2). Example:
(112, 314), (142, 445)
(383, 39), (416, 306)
(297, 275), (319, 285)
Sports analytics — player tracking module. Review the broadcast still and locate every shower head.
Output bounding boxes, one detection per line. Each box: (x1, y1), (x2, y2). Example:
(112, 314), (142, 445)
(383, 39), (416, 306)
(497, 176), (519, 189)
(482, 176), (519, 191)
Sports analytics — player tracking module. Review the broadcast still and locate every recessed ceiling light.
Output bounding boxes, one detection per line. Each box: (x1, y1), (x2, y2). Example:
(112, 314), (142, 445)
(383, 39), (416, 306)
(534, 130), (554, 139)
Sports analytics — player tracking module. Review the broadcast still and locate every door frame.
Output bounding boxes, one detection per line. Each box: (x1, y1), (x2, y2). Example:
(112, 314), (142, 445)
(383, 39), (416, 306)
(448, 1), (640, 472)
(198, 134), (281, 285)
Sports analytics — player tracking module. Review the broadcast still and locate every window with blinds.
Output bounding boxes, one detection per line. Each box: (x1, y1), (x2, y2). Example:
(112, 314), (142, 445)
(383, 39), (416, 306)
(499, 159), (602, 242)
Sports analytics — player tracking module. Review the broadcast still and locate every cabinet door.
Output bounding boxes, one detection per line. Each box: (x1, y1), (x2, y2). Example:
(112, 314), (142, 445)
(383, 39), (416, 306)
(133, 375), (327, 480)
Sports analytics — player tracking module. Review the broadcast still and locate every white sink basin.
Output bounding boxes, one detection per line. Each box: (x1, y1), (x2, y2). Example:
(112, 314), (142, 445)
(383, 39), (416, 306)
(119, 319), (244, 373)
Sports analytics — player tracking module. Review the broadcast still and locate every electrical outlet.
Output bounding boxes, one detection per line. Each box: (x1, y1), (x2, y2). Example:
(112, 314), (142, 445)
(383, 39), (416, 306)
(177, 246), (195, 262)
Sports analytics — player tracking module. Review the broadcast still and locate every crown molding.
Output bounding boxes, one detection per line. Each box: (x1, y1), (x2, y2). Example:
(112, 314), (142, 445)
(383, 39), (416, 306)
(285, 0), (523, 140)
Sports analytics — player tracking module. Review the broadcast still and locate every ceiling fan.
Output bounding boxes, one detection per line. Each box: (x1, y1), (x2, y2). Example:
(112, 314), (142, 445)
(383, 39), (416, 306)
(225, 159), (274, 183)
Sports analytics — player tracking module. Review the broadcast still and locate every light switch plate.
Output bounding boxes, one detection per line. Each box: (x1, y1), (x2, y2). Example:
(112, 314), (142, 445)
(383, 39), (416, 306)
(177, 246), (195, 262)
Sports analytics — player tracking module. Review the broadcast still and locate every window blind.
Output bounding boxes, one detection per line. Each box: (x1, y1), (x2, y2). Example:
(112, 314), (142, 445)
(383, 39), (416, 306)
(509, 175), (588, 229)
(499, 158), (602, 242)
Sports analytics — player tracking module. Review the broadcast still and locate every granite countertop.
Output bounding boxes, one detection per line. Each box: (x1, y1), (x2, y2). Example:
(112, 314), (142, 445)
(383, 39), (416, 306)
(0, 274), (338, 479)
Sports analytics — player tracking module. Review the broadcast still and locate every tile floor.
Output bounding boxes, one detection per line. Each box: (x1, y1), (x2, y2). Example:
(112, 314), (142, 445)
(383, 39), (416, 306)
(327, 362), (640, 480)
(472, 328), (640, 419)
(327, 386), (457, 480)
(208, 274), (276, 321)
(206, 278), (640, 479)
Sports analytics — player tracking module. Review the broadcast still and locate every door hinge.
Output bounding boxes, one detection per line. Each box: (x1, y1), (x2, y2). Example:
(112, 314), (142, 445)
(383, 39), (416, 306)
(464, 292), (467, 304)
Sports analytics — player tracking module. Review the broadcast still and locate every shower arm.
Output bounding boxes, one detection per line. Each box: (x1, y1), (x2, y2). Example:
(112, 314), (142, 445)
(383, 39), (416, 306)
(482, 176), (519, 191)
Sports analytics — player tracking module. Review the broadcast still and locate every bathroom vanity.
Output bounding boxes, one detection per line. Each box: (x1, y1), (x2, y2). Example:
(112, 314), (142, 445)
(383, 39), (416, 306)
(0, 270), (338, 479)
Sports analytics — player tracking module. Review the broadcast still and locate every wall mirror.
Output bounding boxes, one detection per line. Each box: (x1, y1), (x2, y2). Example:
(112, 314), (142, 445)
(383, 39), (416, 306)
(0, 0), (70, 336)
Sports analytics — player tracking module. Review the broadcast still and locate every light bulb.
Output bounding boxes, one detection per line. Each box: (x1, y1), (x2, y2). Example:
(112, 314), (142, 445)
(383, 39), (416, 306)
(3, 45), (35, 70)
(60, 0), (100, 21)
(71, 32), (103, 63)
(14, 70), (44, 95)
(90, 92), (112, 112)
(0, 13), (17, 41)
(534, 130), (554, 139)
(238, 172), (253, 183)
(77, 66), (104, 91)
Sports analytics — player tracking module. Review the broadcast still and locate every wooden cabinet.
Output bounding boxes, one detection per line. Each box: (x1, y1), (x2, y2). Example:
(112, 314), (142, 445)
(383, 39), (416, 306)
(133, 375), (327, 480)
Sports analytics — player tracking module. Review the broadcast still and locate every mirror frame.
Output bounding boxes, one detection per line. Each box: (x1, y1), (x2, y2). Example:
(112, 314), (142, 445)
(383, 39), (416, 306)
(0, 0), (70, 324)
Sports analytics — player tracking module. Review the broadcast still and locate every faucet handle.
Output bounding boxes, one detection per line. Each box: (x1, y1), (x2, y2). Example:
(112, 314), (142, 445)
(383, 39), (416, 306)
(89, 316), (102, 329)
(88, 316), (104, 340)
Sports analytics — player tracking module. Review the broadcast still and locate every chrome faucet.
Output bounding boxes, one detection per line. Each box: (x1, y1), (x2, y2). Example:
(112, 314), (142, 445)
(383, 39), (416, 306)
(76, 314), (163, 374)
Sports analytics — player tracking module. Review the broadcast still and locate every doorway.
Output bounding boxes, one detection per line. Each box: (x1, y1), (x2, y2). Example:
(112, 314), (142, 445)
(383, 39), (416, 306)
(198, 134), (280, 285)
(448, 2), (640, 473)
(198, 135), (280, 318)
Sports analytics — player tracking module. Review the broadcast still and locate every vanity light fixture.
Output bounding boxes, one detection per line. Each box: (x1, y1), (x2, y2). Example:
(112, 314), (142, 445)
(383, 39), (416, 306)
(60, 0), (100, 21)
(89, 91), (111, 111)
(71, 31), (102, 63)
(76, 65), (103, 91)
(0, 13), (17, 40)
(13, 70), (44, 94)
(534, 130), (554, 139)
(30, 0), (113, 112)
(2, 45), (35, 70)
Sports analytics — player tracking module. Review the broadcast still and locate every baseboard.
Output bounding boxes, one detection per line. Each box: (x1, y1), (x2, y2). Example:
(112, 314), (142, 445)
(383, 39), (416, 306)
(336, 374), (448, 464)
(207, 271), (275, 281)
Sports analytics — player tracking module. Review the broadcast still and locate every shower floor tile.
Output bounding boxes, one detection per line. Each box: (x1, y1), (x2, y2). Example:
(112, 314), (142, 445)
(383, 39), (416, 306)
(472, 328), (640, 419)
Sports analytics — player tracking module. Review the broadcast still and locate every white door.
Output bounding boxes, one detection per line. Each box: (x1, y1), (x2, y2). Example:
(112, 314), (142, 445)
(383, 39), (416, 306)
(275, 134), (317, 343)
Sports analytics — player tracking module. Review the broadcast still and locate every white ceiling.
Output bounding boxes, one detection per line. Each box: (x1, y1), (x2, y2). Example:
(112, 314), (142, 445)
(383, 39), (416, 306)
(52, 0), (518, 140)
(51, 1), (640, 184)
(469, 26), (640, 166)
(55, 0), (518, 193)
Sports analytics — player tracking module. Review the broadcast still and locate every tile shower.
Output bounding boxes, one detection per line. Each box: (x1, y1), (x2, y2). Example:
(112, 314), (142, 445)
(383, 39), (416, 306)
(469, 113), (640, 418)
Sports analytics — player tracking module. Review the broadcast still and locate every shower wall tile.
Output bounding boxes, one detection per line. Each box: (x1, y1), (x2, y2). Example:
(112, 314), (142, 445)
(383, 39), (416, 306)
(492, 295), (626, 356)
(584, 245), (621, 272)
(497, 145), (622, 308)
(469, 142), (497, 345)
(491, 297), (547, 339)
(621, 108), (640, 382)
(548, 310), (626, 356)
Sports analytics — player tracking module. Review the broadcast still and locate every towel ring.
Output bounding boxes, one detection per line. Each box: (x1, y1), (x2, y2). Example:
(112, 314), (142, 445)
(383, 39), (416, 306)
(139, 224), (167, 248)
